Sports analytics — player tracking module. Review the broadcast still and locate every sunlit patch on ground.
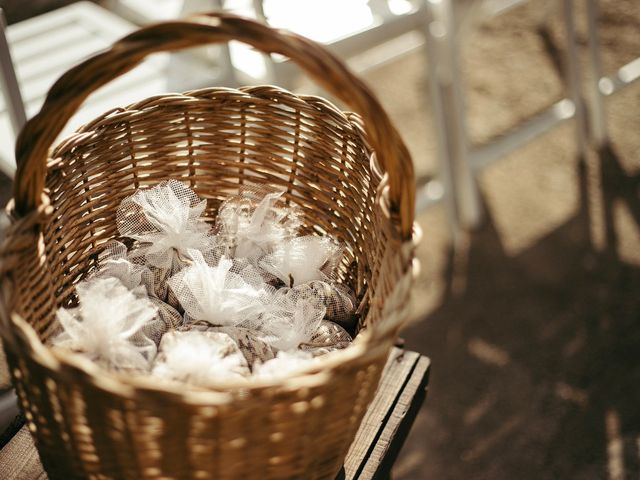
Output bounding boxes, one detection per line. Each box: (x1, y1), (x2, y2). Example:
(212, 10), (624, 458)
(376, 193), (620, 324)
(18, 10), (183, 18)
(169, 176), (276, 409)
(467, 338), (511, 367)
(606, 409), (625, 480)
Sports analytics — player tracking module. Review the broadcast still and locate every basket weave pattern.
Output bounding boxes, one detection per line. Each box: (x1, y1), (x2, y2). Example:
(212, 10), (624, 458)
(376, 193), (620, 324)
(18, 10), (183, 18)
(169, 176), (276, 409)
(0, 14), (417, 480)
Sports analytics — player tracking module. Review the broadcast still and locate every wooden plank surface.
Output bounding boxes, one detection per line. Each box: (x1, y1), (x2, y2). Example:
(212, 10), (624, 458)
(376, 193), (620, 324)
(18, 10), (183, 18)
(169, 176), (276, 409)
(361, 356), (430, 479)
(341, 348), (430, 479)
(0, 424), (45, 480)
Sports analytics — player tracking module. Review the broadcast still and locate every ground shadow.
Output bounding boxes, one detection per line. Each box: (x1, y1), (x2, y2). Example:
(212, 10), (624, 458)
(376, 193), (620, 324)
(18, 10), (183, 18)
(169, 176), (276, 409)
(397, 143), (640, 479)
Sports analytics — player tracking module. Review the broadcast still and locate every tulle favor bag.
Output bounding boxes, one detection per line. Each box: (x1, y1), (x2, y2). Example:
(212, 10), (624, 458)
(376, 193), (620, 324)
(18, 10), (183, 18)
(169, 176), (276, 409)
(0, 13), (419, 480)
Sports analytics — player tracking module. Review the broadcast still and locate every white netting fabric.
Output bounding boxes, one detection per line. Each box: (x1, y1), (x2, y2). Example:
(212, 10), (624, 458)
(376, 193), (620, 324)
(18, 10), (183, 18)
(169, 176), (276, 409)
(302, 281), (357, 328)
(214, 189), (302, 263)
(253, 350), (318, 380)
(211, 326), (277, 367)
(92, 241), (155, 292)
(168, 250), (272, 328)
(142, 297), (183, 345)
(300, 320), (353, 356)
(258, 236), (342, 287)
(116, 180), (217, 303)
(117, 180), (214, 268)
(242, 284), (326, 352)
(89, 241), (183, 345)
(151, 331), (250, 385)
(177, 321), (277, 368)
(50, 277), (157, 371)
(50, 184), (360, 385)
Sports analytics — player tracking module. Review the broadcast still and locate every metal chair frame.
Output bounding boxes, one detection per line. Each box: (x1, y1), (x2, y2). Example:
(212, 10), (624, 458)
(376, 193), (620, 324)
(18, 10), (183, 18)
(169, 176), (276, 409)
(420, 0), (590, 244)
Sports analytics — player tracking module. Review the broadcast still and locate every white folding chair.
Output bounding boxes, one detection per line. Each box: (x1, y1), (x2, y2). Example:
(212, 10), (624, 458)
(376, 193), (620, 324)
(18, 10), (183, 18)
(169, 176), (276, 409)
(249, 0), (429, 89)
(0, 1), (172, 178)
(0, 8), (25, 173)
(421, 0), (590, 243)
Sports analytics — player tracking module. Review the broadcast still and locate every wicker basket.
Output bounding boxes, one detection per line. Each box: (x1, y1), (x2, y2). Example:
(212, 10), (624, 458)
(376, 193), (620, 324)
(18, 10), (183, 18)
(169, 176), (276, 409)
(0, 13), (418, 480)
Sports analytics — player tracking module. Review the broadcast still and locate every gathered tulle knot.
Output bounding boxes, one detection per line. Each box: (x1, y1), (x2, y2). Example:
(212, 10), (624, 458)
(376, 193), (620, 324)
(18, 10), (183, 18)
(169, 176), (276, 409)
(169, 251), (272, 328)
(152, 331), (250, 385)
(215, 189), (302, 262)
(117, 179), (215, 270)
(52, 277), (158, 371)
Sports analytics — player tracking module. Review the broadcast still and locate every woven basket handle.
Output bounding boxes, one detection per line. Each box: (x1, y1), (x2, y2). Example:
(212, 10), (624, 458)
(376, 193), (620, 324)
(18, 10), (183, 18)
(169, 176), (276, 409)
(13, 12), (415, 238)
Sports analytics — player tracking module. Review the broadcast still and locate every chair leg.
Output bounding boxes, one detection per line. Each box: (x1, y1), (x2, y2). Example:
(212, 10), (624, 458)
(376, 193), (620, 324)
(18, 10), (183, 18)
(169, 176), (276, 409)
(561, 0), (590, 159)
(584, 0), (609, 147)
(0, 8), (26, 138)
(424, 0), (483, 245)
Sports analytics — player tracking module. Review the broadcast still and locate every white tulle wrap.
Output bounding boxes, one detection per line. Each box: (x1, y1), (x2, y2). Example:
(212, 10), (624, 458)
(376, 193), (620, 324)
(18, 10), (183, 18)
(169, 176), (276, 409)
(152, 331), (250, 385)
(253, 350), (318, 379)
(116, 180), (217, 304)
(51, 186), (358, 385)
(298, 280), (357, 328)
(215, 189), (301, 262)
(90, 241), (154, 291)
(117, 180), (214, 269)
(259, 236), (342, 287)
(89, 241), (183, 344)
(51, 277), (158, 371)
(245, 284), (327, 351)
(168, 250), (271, 327)
(301, 320), (353, 356)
